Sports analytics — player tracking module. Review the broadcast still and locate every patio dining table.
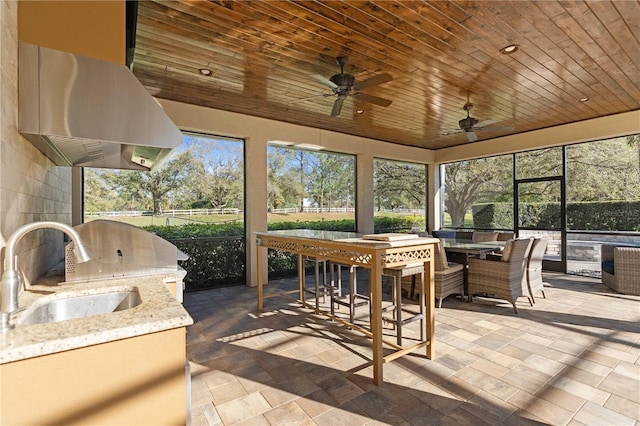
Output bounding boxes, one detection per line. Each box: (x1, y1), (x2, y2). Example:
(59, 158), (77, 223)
(254, 229), (439, 385)
(441, 239), (506, 294)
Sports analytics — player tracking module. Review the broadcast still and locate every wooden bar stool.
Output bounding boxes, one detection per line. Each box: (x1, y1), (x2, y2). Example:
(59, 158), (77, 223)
(382, 262), (425, 346)
(330, 262), (369, 324)
(300, 256), (330, 313)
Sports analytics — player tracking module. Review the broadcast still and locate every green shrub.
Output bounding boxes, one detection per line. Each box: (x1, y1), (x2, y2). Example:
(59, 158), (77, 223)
(567, 200), (640, 231)
(472, 203), (513, 229)
(146, 222), (244, 239)
(472, 200), (640, 231)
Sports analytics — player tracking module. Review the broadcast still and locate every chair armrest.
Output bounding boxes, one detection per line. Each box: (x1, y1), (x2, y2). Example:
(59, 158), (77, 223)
(485, 253), (503, 261)
(600, 244), (615, 262)
(614, 247), (640, 282)
(467, 257), (511, 273)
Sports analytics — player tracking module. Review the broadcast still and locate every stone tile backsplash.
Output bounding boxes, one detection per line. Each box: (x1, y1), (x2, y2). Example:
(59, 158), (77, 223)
(1, 1), (72, 283)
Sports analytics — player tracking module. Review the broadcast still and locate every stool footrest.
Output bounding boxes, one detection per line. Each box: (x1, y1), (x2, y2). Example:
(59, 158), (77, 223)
(334, 297), (369, 309)
(400, 313), (424, 326)
(382, 313), (424, 326)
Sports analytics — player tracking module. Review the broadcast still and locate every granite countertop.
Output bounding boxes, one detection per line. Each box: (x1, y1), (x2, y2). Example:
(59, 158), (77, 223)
(0, 272), (193, 364)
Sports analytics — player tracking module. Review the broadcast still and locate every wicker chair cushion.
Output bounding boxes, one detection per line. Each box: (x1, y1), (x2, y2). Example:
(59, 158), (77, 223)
(501, 239), (514, 262)
(442, 262), (464, 274)
(472, 231), (499, 243)
(435, 240), (449, 270)
(497, 232), (515, 241)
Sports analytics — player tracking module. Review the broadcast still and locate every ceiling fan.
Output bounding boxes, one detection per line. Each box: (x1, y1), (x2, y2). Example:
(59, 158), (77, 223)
(307, 56), (393, 117)
(452, 98), (515, 142)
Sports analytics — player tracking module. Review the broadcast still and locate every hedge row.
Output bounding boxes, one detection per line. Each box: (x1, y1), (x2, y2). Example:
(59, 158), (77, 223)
(472, 201), (640, 231)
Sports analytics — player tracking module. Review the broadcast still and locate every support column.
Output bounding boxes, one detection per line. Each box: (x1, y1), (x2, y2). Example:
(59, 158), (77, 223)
(428, 163), (442, 233)
(245, 137), (268, 287)
(356, 152), (374, 234)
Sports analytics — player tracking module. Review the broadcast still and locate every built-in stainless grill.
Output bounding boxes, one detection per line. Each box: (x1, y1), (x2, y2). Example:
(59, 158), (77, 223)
(64, 220), (188, 301)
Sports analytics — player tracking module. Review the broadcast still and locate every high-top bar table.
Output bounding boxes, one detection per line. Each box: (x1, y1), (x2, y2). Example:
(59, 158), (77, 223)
(255, 229), (439, 385)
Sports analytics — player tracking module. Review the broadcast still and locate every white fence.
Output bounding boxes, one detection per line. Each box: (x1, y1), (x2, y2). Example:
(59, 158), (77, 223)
(301, 207), (355, 213)
(269, 207), (356, 213)
(270, 207), (425, 215)
(377, 208), (426, 215)
(86, 208), (242, 217)
(164, 208), (241, 216)
(87, 206), (425, 217)
(269, 208), (299, 214)
(85, 210), (152, 217)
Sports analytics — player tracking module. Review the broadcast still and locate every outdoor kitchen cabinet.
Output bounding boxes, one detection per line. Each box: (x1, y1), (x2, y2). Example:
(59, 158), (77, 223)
(0, 327), (188, 424)
(0, 273), (193, 424)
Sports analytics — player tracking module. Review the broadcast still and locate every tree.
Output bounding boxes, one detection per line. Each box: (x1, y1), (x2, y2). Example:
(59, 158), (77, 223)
(183, 135), (245, 210)
(266, 147), (304, 210)
(626, 134), (640, 171)
(102, 149), (200, 214)
(374, 160), (426, 211)
(200, 157), (243, 209)
(84, 169), (120, 212)
(443, 155), (512, 227)
(567, 137), (640, 202)
(307, 153), (354, 210)
(294, 150), (309, 211)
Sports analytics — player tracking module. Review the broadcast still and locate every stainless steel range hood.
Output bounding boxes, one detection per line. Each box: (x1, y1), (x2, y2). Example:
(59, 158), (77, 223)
(18, 42), (181, 171)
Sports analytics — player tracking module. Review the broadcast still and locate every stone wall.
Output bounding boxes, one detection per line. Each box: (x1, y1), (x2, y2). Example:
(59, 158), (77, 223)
(0, 2), (73, 284)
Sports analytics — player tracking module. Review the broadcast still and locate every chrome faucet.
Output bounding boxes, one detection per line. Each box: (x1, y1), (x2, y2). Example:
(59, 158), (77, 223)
(1, 221), (92, 330)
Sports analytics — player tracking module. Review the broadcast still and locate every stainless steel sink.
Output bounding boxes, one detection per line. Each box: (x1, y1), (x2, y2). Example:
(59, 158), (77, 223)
(18, 288), (142, 325)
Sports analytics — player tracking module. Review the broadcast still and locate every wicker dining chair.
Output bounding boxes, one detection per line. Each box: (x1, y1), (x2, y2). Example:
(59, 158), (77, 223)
(527, 238), (548, 303)
(434, 239), (464, 307)
(467, 238), (534, 313)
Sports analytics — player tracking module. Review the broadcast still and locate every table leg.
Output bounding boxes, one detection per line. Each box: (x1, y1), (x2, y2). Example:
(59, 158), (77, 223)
(370, 262), (383, 385)
(425, 258), (435, 359)
(298, 254), (304, 305)
(464, 253), (471, 301)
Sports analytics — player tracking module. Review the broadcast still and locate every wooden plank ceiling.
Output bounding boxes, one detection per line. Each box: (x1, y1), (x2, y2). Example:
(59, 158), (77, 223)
(132, 0), (640, 150)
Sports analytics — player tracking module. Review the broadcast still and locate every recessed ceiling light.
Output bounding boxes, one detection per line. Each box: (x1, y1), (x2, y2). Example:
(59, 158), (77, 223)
(198, 68), (212, 76)
(578, 97), (589, 102)
(356, 110), (365, 114)
(500, 44), (519, 54)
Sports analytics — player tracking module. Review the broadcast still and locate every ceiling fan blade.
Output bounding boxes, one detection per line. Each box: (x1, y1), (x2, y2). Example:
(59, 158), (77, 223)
(353, 73), (393, 90)
(475, 120), (496, 128)
(478, 125), (515, 132)
(465, 131), (478, 142)
(353, 92), (392, 107)
(311, 74), (338, 90)
(331, 95), (347, 117)
(289, 93), (332, 104)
